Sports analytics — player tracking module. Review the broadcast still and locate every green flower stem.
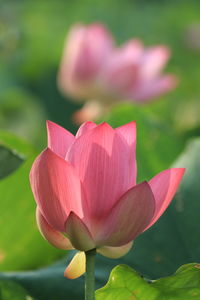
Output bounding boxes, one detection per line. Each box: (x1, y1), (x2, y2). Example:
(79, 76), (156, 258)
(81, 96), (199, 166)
(85, 248), (96, 300)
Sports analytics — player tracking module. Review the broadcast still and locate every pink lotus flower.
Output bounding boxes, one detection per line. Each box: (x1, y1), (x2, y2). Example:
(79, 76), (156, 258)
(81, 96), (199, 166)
(58, 23), (177, 103)
(30, 121), (184, 275)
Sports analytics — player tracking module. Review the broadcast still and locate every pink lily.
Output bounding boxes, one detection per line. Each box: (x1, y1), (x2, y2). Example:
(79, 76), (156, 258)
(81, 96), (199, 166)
(30, 121), (184, 278)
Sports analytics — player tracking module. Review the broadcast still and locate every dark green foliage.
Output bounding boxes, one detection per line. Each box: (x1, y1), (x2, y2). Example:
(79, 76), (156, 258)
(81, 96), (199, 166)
(0, 145), (24, 180)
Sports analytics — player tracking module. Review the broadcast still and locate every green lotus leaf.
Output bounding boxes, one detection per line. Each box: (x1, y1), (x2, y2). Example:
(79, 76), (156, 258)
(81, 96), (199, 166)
(96, 263), (200, 300)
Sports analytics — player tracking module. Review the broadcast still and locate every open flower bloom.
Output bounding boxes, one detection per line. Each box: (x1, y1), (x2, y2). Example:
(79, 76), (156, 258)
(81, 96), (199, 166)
(58, 23), (178, 104)
(30, 121), (185, 278)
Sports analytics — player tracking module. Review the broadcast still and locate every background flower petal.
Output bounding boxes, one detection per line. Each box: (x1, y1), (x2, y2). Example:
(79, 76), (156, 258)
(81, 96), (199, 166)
(58, 23), (114, 99)
(140, 46), (171, 80)
(129, 75), (178, 102)
(101, 40), (143, 94)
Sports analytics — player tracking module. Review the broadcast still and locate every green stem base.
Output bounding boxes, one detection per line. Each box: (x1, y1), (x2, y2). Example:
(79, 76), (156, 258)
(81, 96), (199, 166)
(85, 248), (96, 300)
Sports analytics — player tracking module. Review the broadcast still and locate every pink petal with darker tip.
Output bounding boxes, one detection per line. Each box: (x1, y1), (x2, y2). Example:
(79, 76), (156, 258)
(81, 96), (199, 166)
(145, 168), (185, 230)
(66, 123), (134, 218)
(96, 182), (155, 247)
(46, 121), (74, 158)
(30, 148), (84, 232)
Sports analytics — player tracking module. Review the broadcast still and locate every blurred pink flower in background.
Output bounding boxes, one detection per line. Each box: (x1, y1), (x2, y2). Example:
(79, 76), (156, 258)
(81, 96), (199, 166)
(58, 23), (178, 105)
(30, 121), (184, 278)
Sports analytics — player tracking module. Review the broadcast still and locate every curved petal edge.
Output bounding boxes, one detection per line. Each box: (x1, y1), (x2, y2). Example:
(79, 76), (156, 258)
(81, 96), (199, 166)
(98, 241), (133, 259)
(146, 167), (185, 230)
(36, 207), (74, 250)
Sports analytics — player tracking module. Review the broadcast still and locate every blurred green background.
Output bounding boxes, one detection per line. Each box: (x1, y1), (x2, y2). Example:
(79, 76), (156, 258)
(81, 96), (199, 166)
(0, 0), (200, 299)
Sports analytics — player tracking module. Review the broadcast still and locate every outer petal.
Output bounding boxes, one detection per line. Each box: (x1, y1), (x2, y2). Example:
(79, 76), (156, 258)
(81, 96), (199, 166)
(65, 212), (95, 251)
(30, 148), (84, 232)
(36, 207), (74, 250)
(66, 123), (135, 219)
(75, 121), (97, 138)
(46, 120), (74, 158)
(145, 168), (185, 230)
(130, 75), (178, 102)
(97, 241), (133, 259)
(115, 121), (137, 185)
(64, 252), (86, 279)
(96, 182), (155, 247)
(140, 46), (171, 80)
